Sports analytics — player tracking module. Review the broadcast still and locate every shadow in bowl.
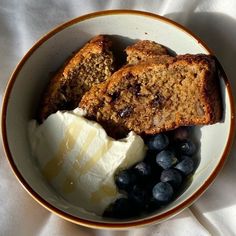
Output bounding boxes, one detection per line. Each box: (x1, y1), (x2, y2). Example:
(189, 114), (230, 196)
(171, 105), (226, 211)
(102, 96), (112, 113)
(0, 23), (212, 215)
(109, 35), (139, 67)
(191, 126), (202, 170)
(164, 10), (236, 214)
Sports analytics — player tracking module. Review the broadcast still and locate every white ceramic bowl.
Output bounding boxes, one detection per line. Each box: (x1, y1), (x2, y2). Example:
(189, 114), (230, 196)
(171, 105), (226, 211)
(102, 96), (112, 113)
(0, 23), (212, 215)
(1, 10), (235, 229)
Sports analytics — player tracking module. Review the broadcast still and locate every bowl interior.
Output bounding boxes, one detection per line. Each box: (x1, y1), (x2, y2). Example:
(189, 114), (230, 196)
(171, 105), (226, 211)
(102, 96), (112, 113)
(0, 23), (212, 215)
(3, 12), (233, 226)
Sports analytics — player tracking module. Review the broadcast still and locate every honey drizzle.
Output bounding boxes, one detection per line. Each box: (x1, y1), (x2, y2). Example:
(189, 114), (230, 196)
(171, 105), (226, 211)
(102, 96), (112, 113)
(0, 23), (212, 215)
(63, 139), (114, 193)
(90, 184), (117, 203)
(42, 119), (116, 199)
(42, 122), (82, 181)
(62, 128), (97, 193)
(80, 141), (113, 175)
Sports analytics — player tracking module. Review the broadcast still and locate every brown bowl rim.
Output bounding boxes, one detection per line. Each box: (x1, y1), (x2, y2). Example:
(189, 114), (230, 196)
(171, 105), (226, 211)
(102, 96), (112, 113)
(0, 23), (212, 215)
(1, 9), (235, 229)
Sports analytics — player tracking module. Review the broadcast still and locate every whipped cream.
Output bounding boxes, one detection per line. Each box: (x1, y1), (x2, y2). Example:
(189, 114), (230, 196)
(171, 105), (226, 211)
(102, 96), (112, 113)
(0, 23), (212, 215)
(28, 108), (146, 215)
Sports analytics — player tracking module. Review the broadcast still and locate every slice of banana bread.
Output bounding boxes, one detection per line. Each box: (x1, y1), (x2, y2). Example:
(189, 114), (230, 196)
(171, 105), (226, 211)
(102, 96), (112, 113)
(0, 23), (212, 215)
(79, 54), (222, 135)
(38, 35), (115, 122)
(125, 40), (169, 64)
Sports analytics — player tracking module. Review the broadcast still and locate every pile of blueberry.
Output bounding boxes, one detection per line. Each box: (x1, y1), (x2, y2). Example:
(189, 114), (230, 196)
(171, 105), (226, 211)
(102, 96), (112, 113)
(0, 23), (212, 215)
(103, 127), (198, 219)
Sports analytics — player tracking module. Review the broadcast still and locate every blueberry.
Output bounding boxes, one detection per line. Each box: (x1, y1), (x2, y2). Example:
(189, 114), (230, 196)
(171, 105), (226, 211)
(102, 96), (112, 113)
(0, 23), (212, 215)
(166, 145), (178, 157)
(144, 150), (158, 165)
(178, 140), (196, 156)
(152, 182), (174, 203)
(145, 197), (161, 212)
(129, 185), (147, 207)
(173, 127), (189, 141)
(160, 169), (183, 188)
(175, 156), (194, 175)
(156, 150), (178, 169)
(115, 170), (136, 191)
(147, 134), (169, 151)
(103, 203), (115, 218)
(133, 162), (151, 178)
(106, 198), (135, 218)
(143, 151), (163, 182)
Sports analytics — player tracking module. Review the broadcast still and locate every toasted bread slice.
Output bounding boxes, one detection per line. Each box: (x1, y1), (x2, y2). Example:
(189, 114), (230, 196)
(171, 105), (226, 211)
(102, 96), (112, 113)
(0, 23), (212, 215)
(38, 35), (115, 122)
(125, 40), (169, 64)
(79, 54), (222, 136)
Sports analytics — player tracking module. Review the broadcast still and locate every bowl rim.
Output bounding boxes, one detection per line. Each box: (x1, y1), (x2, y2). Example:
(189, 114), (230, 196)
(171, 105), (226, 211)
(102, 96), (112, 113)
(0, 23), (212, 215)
(1, 9), (235, 229)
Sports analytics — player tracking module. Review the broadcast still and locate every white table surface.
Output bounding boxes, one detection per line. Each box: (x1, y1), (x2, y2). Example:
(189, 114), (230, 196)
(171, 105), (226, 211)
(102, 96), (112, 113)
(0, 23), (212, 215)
(0, 0), (236, 235)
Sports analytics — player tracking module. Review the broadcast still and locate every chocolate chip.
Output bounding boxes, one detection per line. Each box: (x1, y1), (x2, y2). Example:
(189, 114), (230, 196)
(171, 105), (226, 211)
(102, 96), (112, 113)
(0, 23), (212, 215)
(108, 91), (120, 102)
(97, 100), (104, 108)
(152, 94), (164, 108)
(118, 106), (133, 118)
(129, 84), (141, 96)
(124, 72), (134, 80)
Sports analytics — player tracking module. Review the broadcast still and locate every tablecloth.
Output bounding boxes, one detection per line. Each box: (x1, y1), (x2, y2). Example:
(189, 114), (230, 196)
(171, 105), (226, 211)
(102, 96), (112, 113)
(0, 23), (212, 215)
(0, 0), (236, 235)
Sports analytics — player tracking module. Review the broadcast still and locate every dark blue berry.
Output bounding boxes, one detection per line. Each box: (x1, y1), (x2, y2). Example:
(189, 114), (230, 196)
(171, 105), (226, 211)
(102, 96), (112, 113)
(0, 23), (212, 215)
(144, 150), (158, 165)
(147, 134), (169, 151)
(109, 198), (134, 218)
(133, 162), (151, 178)
(178, 140), (196, 156)
(175, 156), (194, 175)
(115, 170), (136, 191)
(156, 150), (178, 169)
(152, 182), (174, 203)
(144, 151), (162, 176)
(145, 197), (161, 212)
(160, 169), (183, 188)
(166, 145), (178, 157)
(173, 127), (189, 141)
(129, 185), (147, 207)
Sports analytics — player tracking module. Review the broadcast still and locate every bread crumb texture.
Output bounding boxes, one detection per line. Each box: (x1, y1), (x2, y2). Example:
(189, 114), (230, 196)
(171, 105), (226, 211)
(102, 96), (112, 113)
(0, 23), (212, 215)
(38, 35), (115, 122)
(80, 54), (222, 135)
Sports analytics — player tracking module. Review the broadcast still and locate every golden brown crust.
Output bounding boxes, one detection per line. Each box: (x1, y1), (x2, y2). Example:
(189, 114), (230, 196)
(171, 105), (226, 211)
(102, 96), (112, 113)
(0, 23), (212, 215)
(38, 35), (115, 122)
(63, 35), (112, 77)
(125, 40), (169, 64)
(79, 54), (222, 136)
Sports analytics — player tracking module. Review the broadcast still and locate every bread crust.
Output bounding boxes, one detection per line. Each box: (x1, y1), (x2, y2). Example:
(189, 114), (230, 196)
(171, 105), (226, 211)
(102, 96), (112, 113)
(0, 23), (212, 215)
(125, 40), (169, 64)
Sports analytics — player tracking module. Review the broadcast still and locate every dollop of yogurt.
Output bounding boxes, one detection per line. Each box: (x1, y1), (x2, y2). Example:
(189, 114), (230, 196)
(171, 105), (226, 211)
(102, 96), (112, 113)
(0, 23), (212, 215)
(28, 108), (146, 215)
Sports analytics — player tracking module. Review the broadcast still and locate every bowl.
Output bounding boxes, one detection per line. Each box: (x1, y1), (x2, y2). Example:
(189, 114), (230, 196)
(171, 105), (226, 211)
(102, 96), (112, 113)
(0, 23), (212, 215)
(1, 10), (235, 229)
